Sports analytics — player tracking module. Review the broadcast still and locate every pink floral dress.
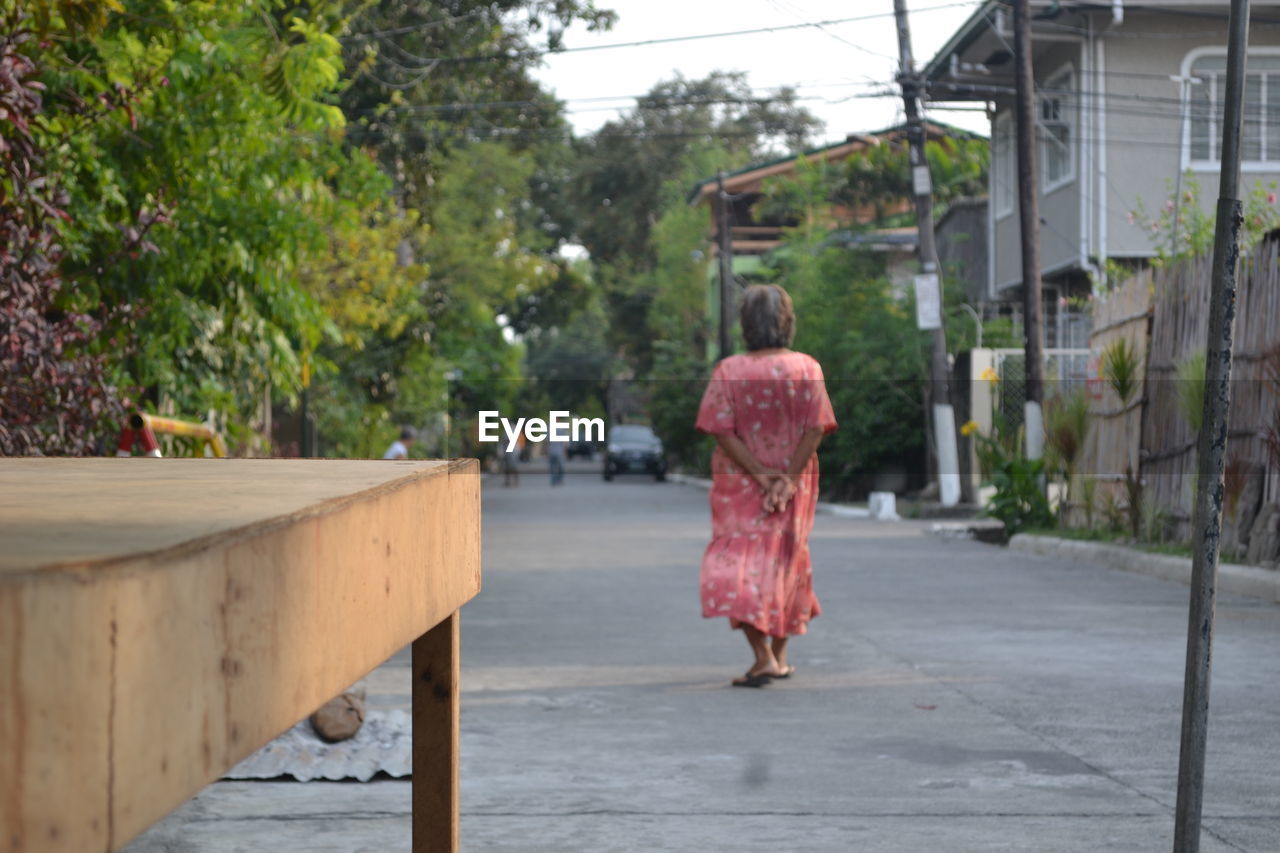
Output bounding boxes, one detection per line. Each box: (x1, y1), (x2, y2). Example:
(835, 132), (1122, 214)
(695, 351), (837, 637)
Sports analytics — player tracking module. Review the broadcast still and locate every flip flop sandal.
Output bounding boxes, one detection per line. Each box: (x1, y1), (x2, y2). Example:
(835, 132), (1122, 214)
(732, 671), (773, 688)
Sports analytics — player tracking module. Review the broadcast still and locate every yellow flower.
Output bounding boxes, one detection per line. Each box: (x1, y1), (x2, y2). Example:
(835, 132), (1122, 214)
(960, 420), (979, 437)
(979, 366), (1000, 382)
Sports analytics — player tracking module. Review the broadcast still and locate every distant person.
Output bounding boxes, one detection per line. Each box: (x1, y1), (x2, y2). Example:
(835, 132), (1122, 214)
(547, 438), (566, 486)
(501, 434), (523, 487)
(695, 284), (837, 688)
(383, 426), (415, 460)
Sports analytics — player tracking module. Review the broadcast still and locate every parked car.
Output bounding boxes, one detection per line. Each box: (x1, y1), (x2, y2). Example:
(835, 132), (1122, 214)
(603, 424), (666, 482)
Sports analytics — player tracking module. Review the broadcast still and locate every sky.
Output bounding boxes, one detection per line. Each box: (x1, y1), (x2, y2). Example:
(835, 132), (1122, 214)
(530, 0), (991, 144)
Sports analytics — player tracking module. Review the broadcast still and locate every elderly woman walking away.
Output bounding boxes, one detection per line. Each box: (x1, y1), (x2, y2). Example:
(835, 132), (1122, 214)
(695, 284), (837, 688)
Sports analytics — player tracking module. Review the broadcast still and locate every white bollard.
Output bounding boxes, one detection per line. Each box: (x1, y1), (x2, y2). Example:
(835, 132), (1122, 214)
(1025, 400), (1045, 461)
(934, 403), (961, 506)
(868, 491), (900, 522)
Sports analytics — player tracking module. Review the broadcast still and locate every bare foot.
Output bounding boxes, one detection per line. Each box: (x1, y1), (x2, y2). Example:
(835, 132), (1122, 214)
(770, 637), (793, 677)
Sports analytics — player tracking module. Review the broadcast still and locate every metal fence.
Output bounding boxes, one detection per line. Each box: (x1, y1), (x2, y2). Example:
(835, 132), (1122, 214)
(991, 348), (1091, 430)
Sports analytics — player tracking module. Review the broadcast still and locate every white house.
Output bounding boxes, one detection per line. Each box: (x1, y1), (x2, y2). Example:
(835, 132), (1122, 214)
(925, 0), (1280, 346)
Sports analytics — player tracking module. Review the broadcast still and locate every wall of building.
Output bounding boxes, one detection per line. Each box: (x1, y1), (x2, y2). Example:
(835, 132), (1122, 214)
(1100, 10), (1280, 258)
(992, 40), (1084, 291)
(935, 196), (989, 304)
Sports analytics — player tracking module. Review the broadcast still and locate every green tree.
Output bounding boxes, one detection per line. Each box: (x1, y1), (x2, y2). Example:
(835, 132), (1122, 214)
(524, 291), (614, 418)
(29, 1), (381, 450)
(339, 0), (615, 198)
(835, 135), (987, 220)
(302, 205), (436, 458)
(8, 0), (627, 458)
(761, 135), (989, 228)
(1, 10), (131, 455)
(777, 242), (926, 498)
(329, 2), (617, 452)
(570, 71), (820, 268)
(640, 200), (714, 469)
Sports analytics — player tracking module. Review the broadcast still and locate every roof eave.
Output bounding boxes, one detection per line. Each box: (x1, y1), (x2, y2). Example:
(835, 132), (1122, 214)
(687, 123), (978, 206)
(686, 135), (874, 206)
(922, 0), (1002, 83)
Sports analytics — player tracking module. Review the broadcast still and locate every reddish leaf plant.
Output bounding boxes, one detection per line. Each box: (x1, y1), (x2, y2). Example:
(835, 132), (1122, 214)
(1, 17), (127, 456)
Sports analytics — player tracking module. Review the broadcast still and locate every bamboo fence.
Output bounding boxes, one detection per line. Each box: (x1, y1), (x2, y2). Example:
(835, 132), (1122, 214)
(1077, 269), (1152, 524)
(1141, 254), (1214, 535)
(1080, 240), (1280, 543)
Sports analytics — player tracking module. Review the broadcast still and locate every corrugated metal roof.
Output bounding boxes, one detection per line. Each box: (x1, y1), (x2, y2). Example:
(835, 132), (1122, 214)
(224, 710), (411, 782)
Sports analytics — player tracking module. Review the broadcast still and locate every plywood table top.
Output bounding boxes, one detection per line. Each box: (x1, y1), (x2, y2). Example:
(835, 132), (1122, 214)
(0, 458), (449, 574)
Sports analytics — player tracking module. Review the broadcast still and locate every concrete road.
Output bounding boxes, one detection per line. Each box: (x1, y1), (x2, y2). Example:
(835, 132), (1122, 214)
(128, 459), (1280, 851)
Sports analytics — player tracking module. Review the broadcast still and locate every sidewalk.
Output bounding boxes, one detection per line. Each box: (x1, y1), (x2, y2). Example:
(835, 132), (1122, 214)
(128, 463), (1280, 852)
(1010, 532), (1280, 603)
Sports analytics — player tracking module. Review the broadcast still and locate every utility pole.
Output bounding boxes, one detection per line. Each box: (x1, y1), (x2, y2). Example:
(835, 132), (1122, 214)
(893, 0), (960, 506)
(1173, 2), (1250, 850)
(716, 173), (735, 361)
(1013, 0), (1045, 461)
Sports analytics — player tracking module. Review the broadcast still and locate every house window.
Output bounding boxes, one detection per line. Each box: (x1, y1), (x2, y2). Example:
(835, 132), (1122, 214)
(993, 112), (1014, 218)
(1187, 51), (1280, 166)
(1039, 70), (1074, 191)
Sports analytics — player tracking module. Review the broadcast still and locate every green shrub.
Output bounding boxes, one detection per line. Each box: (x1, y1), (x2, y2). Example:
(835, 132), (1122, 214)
(1176, 351), (1206, 434)
(1101, 337), (1142, 406)
(986, 456), (1054, 536)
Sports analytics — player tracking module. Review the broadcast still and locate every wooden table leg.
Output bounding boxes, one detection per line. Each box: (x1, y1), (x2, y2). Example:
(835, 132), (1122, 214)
(412, 610), (460, 853)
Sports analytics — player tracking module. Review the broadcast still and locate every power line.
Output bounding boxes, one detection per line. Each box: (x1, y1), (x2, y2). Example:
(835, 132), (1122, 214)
(346, 87), (889, 117)
(926, 76), (1280, 113)
(341, 8), (492, 41)
(763, 0), (900, 63)
(346, 83), (1280, 125)
(938, 65), (1280, 85)
(345, 93), (1280, 135)
(342, 1), (985, 65)
(1036, 10), (1280, 40)
(349, 75), (1280, 117)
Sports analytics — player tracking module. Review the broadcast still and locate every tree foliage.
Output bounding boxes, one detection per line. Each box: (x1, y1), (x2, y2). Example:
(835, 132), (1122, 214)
(775, 238), (927, 497)
(14, 1), (386, 451)
(320, 1), (618, 454)
(4, 0), (621, 456)
(570, 71), (820, 268)
(761, 134), (989, 226)
(5, 0), (984, 479)
(1, 12), (129, 455)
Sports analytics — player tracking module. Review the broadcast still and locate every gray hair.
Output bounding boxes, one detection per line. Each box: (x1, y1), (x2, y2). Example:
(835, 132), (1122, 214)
(739, 284), (795, 351)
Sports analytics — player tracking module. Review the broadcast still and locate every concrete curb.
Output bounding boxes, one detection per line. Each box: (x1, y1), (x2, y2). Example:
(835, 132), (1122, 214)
(818, 502), (872, 519)
(667, 472), (711, 490)
(928, 519), (1006, 543)
(667, 472), (873, 519)
(1009, 533), (1280, 604)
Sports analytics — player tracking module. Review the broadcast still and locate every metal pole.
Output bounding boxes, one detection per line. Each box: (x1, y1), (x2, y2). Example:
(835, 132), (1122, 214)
(717, 173), (735, 361)
(1172, 1), (1249, 850)
(893, 0), (960, 506)
(1013, 0), (1045, 460)
(135, 413), (228, 457)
